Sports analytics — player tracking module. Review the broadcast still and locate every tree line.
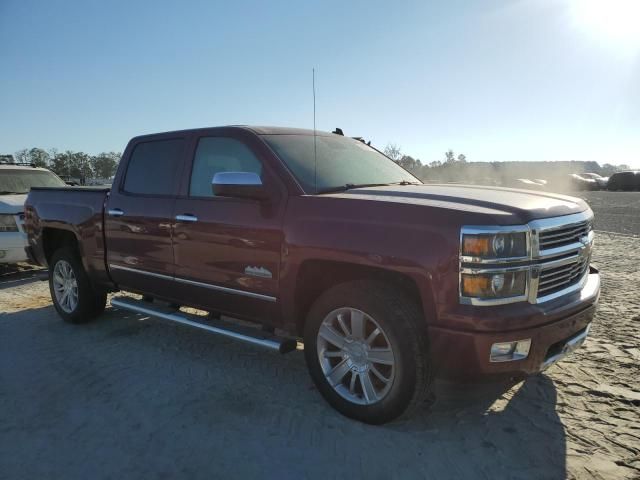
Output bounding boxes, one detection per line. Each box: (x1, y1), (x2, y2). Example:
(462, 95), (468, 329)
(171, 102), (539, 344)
(5, 144), (631, 187)
(383, 143), (631, 184)
(10, 148), (121, 184)
(384, 144), (467, 173)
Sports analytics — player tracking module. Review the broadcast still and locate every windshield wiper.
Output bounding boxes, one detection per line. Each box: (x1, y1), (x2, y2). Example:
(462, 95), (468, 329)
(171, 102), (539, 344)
(316, 181), (420, 194)
(0, 191), (23, 195)
(316, 183), (390, 194)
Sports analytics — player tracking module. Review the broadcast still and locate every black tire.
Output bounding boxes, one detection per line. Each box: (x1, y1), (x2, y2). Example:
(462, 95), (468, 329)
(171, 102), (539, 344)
(48, 247), (106, 324)
(304, 280), (432, 424)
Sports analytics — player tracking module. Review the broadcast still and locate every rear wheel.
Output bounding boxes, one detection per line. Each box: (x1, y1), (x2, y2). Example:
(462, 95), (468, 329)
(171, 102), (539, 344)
(49, 247), (106, 323)
(304, 280), (432, 424)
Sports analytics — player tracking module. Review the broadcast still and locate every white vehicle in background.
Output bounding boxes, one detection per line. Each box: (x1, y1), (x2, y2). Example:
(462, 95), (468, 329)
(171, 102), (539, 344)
(578, 172), (609, 189)
(0, 163), (67, 264)
(515, 178), (546, 190)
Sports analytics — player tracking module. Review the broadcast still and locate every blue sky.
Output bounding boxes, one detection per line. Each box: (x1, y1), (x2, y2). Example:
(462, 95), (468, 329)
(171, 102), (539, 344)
(1, 0), (638, 167)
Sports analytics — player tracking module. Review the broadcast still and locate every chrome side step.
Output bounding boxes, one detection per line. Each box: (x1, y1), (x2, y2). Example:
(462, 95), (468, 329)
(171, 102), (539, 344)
(110, 297), (297, 354)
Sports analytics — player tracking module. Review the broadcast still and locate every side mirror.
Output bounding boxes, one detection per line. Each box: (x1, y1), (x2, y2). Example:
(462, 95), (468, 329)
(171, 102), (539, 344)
(211, 172), (268, 200)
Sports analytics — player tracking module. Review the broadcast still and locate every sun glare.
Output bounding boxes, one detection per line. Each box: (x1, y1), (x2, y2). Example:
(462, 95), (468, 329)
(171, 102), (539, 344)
(570, 0), (640, 51)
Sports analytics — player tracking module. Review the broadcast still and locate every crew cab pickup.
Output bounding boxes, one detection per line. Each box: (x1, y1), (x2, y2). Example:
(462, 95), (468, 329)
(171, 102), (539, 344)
(24, 126), (600, 424)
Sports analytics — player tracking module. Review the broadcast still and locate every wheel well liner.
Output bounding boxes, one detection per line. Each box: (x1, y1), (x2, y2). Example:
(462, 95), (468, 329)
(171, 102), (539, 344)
(42, 228), (80, 263)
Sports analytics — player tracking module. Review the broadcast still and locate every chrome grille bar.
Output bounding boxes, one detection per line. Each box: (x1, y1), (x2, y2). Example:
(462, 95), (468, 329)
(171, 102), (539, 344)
(460, 210), (595, 305)
(539, 220), (591, 250)
(537, 255), (590, 296)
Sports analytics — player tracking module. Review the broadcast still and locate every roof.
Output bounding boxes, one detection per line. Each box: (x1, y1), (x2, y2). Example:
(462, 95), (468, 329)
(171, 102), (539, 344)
(241, 126), (334, 136)
(130, 125), (337, 141)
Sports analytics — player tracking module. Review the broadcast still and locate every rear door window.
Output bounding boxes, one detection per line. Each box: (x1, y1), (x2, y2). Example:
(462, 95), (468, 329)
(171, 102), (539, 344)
(189, 137), (262, 197)
(124, 138), (185, 195)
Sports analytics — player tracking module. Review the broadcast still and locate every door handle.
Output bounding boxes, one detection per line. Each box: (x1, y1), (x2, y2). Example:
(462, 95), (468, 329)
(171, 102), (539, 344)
(175, 214), (198, 222)
(108, 208), (124, 217)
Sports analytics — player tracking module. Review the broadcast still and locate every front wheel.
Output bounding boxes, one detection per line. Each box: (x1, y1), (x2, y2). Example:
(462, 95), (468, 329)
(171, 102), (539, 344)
(304, 280), (433, 424)
(49, 247), (106, 323)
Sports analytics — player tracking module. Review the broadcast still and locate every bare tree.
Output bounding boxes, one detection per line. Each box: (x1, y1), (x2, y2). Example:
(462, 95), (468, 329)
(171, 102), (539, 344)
(384, 143), (403, 162)
(14, 149), (29, 164)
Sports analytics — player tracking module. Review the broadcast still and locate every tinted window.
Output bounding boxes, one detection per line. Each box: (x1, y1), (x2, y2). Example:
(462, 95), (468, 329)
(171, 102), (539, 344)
(124, 139), (184, 195)
(262, 134), (419, 193)
(190, 137), (262, 197)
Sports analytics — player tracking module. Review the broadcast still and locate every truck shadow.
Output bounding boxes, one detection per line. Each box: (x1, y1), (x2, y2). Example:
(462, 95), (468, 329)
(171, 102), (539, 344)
(100, 309), (570, 478)
(1, 305), (568, 479)
(387, 375), (566, 477)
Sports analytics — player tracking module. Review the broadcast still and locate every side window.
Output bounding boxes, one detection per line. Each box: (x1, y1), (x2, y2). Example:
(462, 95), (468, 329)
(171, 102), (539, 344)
(190, 137), (263, 197)
(123, 138), (184, 195)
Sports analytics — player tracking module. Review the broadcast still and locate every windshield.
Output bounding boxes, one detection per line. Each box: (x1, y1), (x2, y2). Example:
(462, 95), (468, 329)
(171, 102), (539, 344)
(0, 169), (66, 194)
(262, 134), (420, 193)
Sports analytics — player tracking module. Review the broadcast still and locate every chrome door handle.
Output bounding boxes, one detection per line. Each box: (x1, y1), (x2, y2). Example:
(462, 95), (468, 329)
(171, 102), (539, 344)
(176, 214), (198, 222)
(108, 208), (124, 217)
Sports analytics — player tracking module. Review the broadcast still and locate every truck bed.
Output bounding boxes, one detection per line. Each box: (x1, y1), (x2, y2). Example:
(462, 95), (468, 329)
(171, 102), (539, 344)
(24, 186), (112, 286)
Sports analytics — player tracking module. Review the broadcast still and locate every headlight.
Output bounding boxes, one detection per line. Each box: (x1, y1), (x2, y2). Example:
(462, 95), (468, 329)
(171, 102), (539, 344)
(461, 231), (527, 260)
(460, 226), (531, 305)
(0, 215), (18, 232)
(461, 270), (527, 300)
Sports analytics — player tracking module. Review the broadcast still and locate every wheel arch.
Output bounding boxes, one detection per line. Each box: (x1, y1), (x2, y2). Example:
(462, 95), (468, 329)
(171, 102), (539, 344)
(42, 227), (82, 264)
(292, 259), (436, 337)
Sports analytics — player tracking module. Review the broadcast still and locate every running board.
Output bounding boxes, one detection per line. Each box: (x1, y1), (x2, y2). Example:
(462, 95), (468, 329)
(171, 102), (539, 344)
(110, 297), (297, 354)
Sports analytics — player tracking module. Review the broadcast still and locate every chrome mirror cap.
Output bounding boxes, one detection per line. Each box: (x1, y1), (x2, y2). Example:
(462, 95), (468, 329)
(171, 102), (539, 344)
(211, 172), (267, 200)
(212, 172), (262, 186)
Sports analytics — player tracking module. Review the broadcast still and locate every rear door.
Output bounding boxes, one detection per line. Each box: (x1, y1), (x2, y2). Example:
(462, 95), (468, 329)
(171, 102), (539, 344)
(105, 136), (187, 300)
(171, 131), (286, 323)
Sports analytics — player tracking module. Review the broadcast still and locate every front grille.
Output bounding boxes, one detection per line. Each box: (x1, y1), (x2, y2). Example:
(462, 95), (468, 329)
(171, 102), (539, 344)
(537, 255), (590, 298)
(539, 220), (591, 250)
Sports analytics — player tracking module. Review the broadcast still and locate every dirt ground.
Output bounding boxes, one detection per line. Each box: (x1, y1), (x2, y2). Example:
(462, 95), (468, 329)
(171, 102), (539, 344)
(1, 194), (639, 479)
(578, 191), (640, 236)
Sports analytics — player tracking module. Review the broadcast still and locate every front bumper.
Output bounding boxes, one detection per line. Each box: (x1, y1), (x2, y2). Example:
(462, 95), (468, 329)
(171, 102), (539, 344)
(0, 232), (29, 264)
(429, 271), (600, 380)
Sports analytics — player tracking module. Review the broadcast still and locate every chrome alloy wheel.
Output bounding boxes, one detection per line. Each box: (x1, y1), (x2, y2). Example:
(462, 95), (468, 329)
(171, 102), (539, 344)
(53, 260), (78, 313)
(316, 308), (396, 405)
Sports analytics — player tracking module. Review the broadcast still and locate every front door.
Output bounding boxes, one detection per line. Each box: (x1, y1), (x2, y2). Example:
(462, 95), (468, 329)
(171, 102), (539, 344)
(105, 137), (187, 300)
(171, 134), (285, 323)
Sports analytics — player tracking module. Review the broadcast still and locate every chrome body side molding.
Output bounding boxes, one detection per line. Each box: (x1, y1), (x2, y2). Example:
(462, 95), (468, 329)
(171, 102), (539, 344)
(108, 264), (277, 302)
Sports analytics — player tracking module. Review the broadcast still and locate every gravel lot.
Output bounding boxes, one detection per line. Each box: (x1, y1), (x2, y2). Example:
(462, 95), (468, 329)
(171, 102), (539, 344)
(1, 193), (639, 479)
(578, 191), (640, 235)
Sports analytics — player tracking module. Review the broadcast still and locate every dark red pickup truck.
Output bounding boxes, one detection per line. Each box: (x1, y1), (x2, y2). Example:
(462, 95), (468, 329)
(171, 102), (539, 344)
(24, 126), (600, 423)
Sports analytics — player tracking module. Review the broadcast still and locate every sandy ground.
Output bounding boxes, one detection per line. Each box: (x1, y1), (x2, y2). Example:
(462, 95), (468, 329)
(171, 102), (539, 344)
(578, 191), (640, 236)
(1, 197), (639, 479)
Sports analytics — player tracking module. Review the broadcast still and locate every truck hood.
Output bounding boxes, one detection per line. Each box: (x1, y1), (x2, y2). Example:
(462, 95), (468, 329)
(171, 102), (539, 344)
(0, 194), (27, 214)
(325, 184), (588, 223)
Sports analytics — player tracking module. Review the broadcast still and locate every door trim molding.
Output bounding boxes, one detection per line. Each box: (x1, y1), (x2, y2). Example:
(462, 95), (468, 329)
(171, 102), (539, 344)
(108, 264), (277, 302)
(110, 264), (173, 281)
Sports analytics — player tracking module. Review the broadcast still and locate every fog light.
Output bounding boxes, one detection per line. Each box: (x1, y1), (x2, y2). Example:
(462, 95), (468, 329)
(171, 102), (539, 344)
(490, 339), (531, 362)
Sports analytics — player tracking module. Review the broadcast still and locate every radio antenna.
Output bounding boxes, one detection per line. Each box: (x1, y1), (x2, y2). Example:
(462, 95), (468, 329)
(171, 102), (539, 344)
(313, 68), (317, 194)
